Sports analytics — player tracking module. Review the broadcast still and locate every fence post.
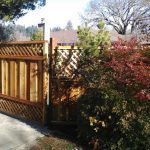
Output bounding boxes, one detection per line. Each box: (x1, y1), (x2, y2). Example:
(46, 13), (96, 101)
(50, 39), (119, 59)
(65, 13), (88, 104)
(47, 38), (58, 126)
(0, 60), (2, 93)
(42, 40), (49, 125)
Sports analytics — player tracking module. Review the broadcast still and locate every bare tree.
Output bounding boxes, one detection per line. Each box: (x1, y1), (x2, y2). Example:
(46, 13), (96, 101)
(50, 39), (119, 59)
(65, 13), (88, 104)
(136, 18), (150, 42)
(83, 0), (150, 35)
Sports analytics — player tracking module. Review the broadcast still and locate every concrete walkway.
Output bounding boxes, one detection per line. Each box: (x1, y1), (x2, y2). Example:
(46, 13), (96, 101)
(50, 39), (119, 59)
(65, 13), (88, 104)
(0, 113), (46, 150)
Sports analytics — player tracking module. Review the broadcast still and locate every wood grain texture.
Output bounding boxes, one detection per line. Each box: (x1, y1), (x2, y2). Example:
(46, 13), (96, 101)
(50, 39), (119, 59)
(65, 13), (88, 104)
(0, 41), (47, 124)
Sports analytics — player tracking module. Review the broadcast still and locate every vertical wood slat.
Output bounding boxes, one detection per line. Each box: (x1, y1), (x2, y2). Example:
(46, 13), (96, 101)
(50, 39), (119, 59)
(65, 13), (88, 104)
(30, 62), (38, 102)
(8, 61), (10, 96)
(38, 61), (43, 102)
(26, 61), (30, 100)
(38, 60), (45, 125)
(2, 60), (5, 94)
(57, 82), (62, 121)
(16, 61), (20, 98)
(5, 61), (9, 95)
(10, 61), (15, 97)
(20, 62), (26, 99)
(0, 60), (2, 93)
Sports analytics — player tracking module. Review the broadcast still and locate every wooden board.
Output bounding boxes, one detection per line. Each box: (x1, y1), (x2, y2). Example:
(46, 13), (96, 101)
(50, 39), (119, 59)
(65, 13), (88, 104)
(2, 60), (9, 95)
(10, 61), (16, 97)
(20, 62), (26, 100)
(30, 62), (38, 102)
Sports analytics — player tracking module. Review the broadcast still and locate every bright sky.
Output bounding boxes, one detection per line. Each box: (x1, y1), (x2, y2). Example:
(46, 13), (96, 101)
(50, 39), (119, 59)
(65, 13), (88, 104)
(15, 0), (90, 29)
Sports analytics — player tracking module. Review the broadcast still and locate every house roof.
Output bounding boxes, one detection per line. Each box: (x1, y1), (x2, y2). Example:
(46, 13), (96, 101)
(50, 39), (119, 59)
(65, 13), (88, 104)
(51, 30), (77, 45)
(50, 29), (143, 45)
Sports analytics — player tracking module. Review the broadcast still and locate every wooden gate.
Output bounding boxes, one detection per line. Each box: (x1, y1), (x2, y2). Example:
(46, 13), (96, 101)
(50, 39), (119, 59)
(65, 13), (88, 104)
(0, 41), (48, 124)
(49, 39), (82, 124)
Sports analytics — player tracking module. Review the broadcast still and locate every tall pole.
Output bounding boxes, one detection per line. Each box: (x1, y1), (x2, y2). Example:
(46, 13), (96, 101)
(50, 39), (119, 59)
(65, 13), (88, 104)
(44, 0), (52, 126)
(43, 0), (51, 120)
(43, 0), (50, 42)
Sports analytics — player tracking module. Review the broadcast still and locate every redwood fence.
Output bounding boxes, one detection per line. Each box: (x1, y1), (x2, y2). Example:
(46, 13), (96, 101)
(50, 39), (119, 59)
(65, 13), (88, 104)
(49, 39), (82, 125)
(0, 38), (149, 125)
(0, 41), (48, 124)
(48, 39), (150, 125)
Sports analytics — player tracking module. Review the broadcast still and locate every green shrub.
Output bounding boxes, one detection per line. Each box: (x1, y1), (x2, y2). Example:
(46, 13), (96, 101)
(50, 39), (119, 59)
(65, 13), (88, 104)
(76, 22), (150, 150)
(77, 87), (150, 150)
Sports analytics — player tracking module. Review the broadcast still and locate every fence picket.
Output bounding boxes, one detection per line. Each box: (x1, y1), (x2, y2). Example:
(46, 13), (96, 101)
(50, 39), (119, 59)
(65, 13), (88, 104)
(10, 61), (15, 97)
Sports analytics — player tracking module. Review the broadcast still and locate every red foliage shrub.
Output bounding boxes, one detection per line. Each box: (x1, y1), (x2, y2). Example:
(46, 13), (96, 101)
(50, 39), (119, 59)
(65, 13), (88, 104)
(106, 38), (150, 100)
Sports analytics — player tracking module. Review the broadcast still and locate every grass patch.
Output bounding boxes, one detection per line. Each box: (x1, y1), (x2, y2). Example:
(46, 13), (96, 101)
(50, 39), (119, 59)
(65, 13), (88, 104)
(30, 135), (82, 150)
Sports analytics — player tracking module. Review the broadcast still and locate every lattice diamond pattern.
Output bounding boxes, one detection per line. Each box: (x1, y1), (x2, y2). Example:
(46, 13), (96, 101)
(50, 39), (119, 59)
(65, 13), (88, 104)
(0, 43), (44, 57)
(0, 98), (43, 122)
(55, 49), (81, 78)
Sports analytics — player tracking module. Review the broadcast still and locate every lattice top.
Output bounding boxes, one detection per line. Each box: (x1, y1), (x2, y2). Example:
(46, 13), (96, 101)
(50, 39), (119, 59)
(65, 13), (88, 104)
(0, 41), (47, 57)
(53, 46), (81, 79)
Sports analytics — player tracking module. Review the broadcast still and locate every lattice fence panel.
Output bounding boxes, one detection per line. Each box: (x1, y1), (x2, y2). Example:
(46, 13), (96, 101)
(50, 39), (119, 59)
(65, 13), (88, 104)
(0, 42), (44, 57)
(0, 98), (43, 122)
(54, 48), (81, 78)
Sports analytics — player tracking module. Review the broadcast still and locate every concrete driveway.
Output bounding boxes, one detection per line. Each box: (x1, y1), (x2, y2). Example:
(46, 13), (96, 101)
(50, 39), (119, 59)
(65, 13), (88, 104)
(0, 113), (46, 150)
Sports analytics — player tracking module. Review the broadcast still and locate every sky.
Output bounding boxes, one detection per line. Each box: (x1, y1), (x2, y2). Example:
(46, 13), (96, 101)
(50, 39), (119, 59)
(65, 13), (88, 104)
(15, 0), (90, 29)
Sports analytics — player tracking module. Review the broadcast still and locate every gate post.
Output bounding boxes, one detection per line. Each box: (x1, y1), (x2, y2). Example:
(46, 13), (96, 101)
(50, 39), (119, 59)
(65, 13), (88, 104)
(47, 38), (58, 126)
(42, 40), (49, 125)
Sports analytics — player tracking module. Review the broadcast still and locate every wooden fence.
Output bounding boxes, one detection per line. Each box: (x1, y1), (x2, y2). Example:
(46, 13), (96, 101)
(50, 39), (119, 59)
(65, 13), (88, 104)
(0, 41), (48, 124)
(49, 39), (83, 124)
(1, 38), (148, 125)
(48, 39), (150, 125)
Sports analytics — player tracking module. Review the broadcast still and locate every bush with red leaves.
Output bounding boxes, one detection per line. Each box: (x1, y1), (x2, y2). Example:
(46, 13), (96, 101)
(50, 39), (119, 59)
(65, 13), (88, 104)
(106, 38), (150, 100)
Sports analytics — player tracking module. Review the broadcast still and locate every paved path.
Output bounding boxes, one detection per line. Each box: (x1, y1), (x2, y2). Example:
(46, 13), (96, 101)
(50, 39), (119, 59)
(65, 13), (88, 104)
(0, 113), (46, 150)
